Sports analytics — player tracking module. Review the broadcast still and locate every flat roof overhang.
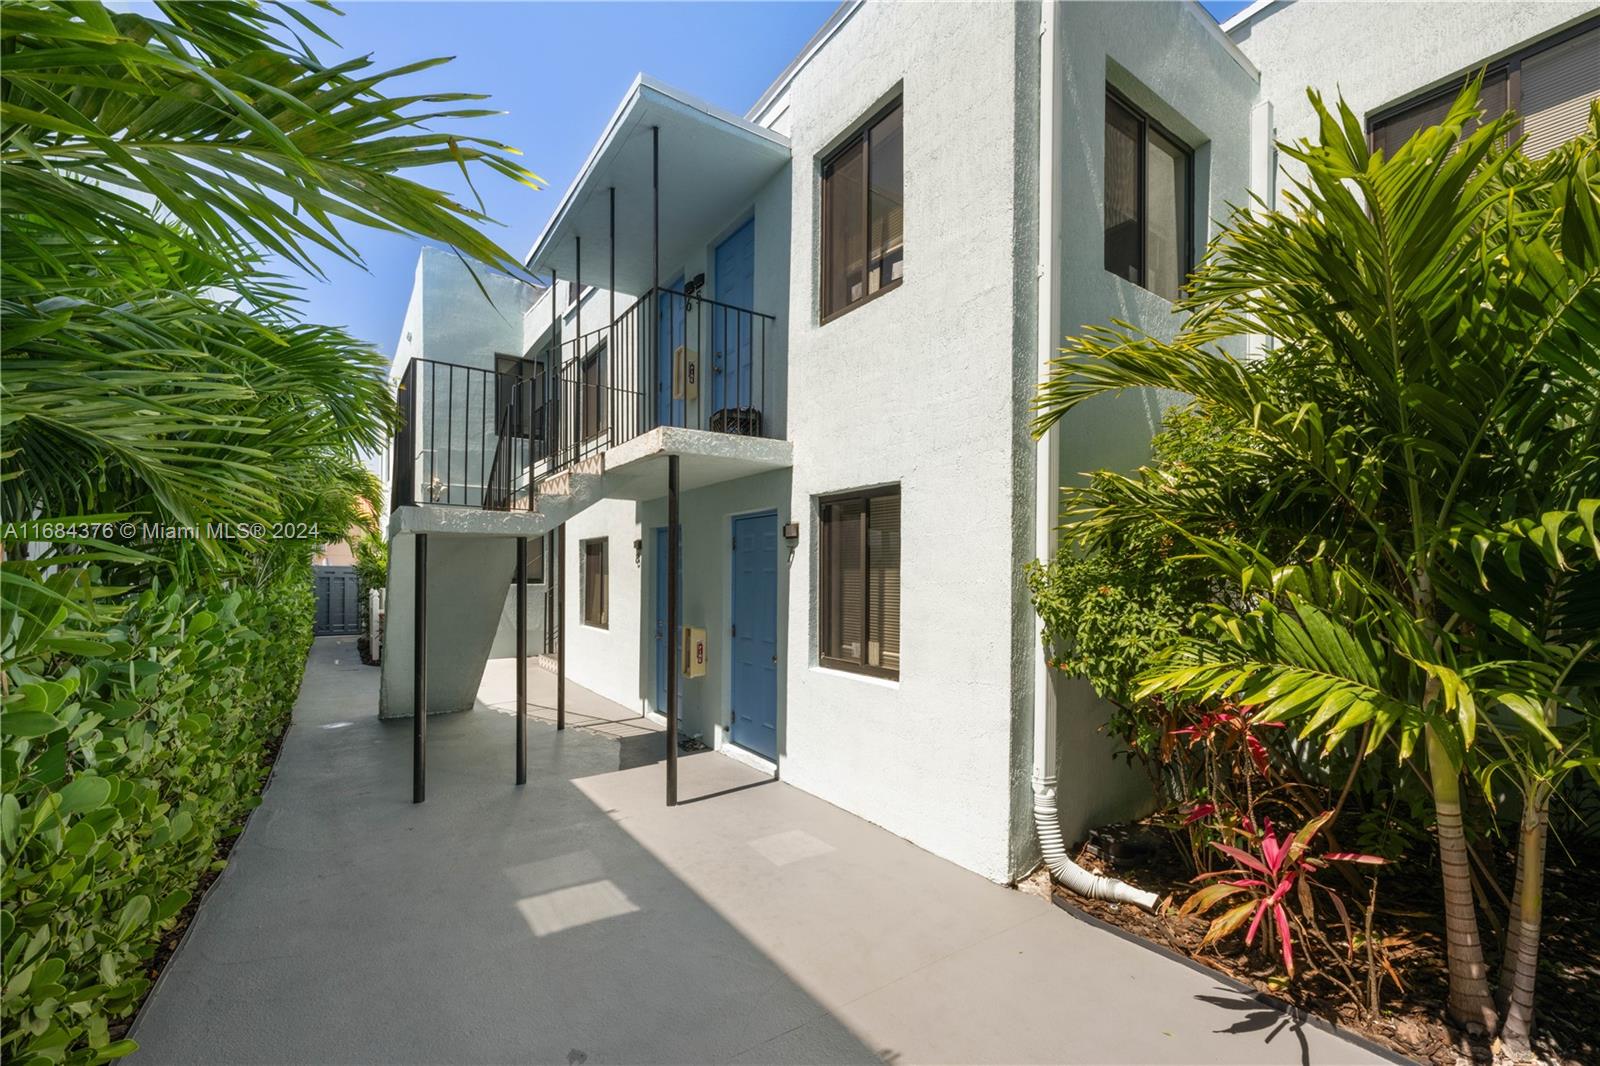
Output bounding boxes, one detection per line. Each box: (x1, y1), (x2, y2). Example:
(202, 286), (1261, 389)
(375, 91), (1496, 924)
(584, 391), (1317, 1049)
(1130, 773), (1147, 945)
(524, 76), (791, 294)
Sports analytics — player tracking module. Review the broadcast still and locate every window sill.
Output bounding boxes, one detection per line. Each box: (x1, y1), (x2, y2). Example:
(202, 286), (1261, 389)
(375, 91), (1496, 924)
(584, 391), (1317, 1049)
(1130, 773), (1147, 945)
(819, 277), (902, 326)
(581, 622), (609, 632)
(811, 664), (899, 689)
(1103, 268), (1181, 305)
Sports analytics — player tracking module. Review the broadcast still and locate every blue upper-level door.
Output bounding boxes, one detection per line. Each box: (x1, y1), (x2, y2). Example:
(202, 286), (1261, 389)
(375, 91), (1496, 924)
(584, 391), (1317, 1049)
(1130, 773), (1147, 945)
(729, 511), (778, 761)
(656, 274), (686, 428)
(712, 219), (755, 414)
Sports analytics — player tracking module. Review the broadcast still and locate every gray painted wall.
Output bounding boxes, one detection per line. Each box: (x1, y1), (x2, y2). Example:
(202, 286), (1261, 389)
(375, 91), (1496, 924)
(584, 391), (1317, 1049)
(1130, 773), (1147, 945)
(1046, 1), (1258, 849)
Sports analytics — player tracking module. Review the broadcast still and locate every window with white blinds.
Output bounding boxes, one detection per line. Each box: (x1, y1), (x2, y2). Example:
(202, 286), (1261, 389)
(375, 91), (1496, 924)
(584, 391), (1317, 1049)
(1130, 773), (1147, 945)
(1521, 27), (1600, 159)
(1368, 21), (1599, 160)
(820, 487), (900, 678)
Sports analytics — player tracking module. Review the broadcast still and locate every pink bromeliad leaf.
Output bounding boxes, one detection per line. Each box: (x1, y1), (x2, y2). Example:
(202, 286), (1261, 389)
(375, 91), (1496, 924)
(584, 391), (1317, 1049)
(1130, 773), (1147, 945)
(1245, 734), (1272, 776)
(1323, 852), (1386, 864)
(1183, 802), (1217, 824)
(1211, 843), (1272, 876)
(1274, 900), (1294, 974)
(1261, 825), (1286, 876)
(1245, 897), (1270, 946)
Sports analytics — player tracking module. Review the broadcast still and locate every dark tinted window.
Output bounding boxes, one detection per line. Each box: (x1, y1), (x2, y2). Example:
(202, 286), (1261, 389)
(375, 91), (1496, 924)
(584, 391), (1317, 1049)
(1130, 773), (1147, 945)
(820, 488), (900, 678)
(821, 100), (903, 320)
(1103, 90), (1193, 301)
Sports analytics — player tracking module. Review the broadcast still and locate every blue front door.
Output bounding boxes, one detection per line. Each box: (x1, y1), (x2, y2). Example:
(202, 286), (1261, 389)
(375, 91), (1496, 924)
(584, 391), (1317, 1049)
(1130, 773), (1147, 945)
(712, 220), (755, 414)
(730, 512), (778, 760)
(653, 526), (682, 717)
(655, 275), (686, 428)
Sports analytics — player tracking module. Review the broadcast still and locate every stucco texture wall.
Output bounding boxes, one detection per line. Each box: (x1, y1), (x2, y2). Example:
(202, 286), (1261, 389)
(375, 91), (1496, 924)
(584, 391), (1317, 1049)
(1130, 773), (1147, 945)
(1049, 1), (1258, 847)
(777, 0), (1038, 883)
(558, 499), (645, 713)
(1232, 1), (1597, 193)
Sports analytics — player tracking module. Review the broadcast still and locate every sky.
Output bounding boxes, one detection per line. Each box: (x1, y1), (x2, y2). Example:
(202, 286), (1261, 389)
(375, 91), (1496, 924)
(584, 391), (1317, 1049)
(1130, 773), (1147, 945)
(287, 1), (1252, 360)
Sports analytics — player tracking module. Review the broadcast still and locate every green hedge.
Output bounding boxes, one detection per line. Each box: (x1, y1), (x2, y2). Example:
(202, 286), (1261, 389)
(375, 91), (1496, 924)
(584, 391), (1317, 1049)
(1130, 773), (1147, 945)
(1, 561), (314, 1065)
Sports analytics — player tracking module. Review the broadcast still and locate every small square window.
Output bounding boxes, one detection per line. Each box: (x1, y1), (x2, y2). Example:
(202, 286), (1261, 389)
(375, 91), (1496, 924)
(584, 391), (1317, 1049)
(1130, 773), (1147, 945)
(819, 487), (900, 678)
(581, 538), (607, 628)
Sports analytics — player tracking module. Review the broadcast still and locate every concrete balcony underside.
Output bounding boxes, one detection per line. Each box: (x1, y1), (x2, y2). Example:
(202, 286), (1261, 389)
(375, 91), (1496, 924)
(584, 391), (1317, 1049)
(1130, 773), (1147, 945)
(597, 425), (793, 501)
(388, 426), (793, 542)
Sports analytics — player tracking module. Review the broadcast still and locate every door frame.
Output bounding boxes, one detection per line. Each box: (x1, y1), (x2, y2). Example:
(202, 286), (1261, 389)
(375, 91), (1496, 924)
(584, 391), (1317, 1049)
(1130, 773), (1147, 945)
(726, 507), (780, 763)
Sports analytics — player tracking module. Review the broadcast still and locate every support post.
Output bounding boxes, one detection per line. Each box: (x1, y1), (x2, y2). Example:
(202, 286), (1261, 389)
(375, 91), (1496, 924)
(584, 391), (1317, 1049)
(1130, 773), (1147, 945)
(609, 185), (616, 443)
(516, 535), (528, 785)
(557, 523), (566, 731)
(652, 126), (660, 434)
(666, 454), (679, 807)
(412, 533), (428, 804)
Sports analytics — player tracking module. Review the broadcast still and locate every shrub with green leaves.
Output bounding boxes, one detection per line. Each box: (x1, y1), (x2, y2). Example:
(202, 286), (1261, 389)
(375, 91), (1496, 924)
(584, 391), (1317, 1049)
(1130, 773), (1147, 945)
(1, 2), (535, 1060)
(2, 562), (314, 1065)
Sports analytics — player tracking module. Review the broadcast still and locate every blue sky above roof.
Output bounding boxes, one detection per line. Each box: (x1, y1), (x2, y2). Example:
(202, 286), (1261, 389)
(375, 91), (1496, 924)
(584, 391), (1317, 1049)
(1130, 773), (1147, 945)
(286, 1), (1250, 358)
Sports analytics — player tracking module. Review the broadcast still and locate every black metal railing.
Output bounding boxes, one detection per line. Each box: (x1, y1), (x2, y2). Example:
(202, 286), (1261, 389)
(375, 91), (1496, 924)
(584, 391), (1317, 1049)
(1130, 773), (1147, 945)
(392, 287), (778, 512)
(390, 357), (525, 510)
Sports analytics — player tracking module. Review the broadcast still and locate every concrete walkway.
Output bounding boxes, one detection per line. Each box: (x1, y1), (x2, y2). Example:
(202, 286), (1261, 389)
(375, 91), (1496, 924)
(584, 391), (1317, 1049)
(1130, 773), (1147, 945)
(129, 637), (1386, 1065)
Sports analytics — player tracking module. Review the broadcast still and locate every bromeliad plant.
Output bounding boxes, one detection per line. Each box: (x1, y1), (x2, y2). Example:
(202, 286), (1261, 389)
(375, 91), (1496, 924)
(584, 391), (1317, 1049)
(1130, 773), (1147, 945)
(1179, 811), (1386, 1007)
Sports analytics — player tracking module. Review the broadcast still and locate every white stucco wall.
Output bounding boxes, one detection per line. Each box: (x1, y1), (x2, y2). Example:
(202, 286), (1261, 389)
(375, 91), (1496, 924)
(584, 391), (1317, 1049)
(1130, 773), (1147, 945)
(772, 0), (1039, 883)
(1230, 1), (1598, 196)
(559, 499), (645, 712)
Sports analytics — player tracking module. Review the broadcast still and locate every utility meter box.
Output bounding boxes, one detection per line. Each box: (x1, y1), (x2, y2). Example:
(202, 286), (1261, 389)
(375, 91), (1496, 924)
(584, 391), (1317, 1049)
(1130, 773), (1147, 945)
(673, 347), (699, 401)
(681, 626), (707, 678)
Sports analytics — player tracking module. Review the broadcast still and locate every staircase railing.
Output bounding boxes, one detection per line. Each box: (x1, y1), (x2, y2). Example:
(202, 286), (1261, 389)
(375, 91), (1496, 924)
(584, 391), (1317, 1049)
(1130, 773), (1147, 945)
(392, 286), (779, 513)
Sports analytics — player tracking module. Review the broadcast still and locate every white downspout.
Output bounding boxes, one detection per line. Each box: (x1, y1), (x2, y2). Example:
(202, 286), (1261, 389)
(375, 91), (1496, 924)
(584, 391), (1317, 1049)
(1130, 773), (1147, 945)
(1032, 1), (1159, 912)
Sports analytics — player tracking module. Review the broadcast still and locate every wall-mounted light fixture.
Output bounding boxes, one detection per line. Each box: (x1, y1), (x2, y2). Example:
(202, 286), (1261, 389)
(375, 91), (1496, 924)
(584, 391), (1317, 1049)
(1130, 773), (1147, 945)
(633, 537), (643, 565)
(782, 522), (799, 541)
(683, 273), (706, 313)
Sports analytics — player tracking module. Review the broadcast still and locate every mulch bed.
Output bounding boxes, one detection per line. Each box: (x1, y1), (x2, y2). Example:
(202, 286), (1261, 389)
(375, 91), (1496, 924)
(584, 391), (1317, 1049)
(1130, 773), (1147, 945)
(1054, 829), (1600, 1065)
(108, 720), (293, 1044)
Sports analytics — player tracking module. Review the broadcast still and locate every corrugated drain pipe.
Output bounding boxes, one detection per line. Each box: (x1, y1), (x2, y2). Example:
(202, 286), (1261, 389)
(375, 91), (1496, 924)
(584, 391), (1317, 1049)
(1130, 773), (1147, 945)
(1031, 2), (1158, 913)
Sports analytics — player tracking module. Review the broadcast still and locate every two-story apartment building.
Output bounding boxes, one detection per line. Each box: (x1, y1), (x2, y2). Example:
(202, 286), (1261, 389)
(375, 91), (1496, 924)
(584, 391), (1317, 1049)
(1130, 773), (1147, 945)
(380, 0), (1600, 884)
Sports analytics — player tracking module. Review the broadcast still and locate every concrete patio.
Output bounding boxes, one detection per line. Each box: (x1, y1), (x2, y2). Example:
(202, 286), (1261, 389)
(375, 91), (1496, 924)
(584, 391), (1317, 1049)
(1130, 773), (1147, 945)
(128, 637), (1387, 1065)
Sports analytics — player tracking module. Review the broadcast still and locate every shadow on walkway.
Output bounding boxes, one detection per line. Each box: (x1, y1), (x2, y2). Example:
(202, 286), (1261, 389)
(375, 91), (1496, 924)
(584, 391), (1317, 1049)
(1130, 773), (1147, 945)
(129, 637), (1387, 1066)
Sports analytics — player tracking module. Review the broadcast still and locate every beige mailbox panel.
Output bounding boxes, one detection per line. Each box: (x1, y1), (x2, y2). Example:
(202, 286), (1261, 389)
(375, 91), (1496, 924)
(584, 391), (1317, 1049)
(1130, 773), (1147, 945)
(681, 626), (707, 678)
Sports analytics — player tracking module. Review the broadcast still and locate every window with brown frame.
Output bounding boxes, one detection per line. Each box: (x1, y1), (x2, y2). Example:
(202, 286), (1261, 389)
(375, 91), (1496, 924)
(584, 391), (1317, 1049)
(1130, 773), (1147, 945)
(819, 487), (900, 678)
(1104, 88), (1193, 302)
(1368, 21), (1599, 160)
(820, 99), (903, 322)
(581, 538), (607, 628)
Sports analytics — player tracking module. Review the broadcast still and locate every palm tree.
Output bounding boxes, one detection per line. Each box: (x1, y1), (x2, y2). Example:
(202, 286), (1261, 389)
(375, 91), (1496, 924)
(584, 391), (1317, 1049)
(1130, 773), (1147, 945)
(1034, 86), (1600, 1042)
(3, 5), (545, 1062)
(2, 0), (542, 562)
